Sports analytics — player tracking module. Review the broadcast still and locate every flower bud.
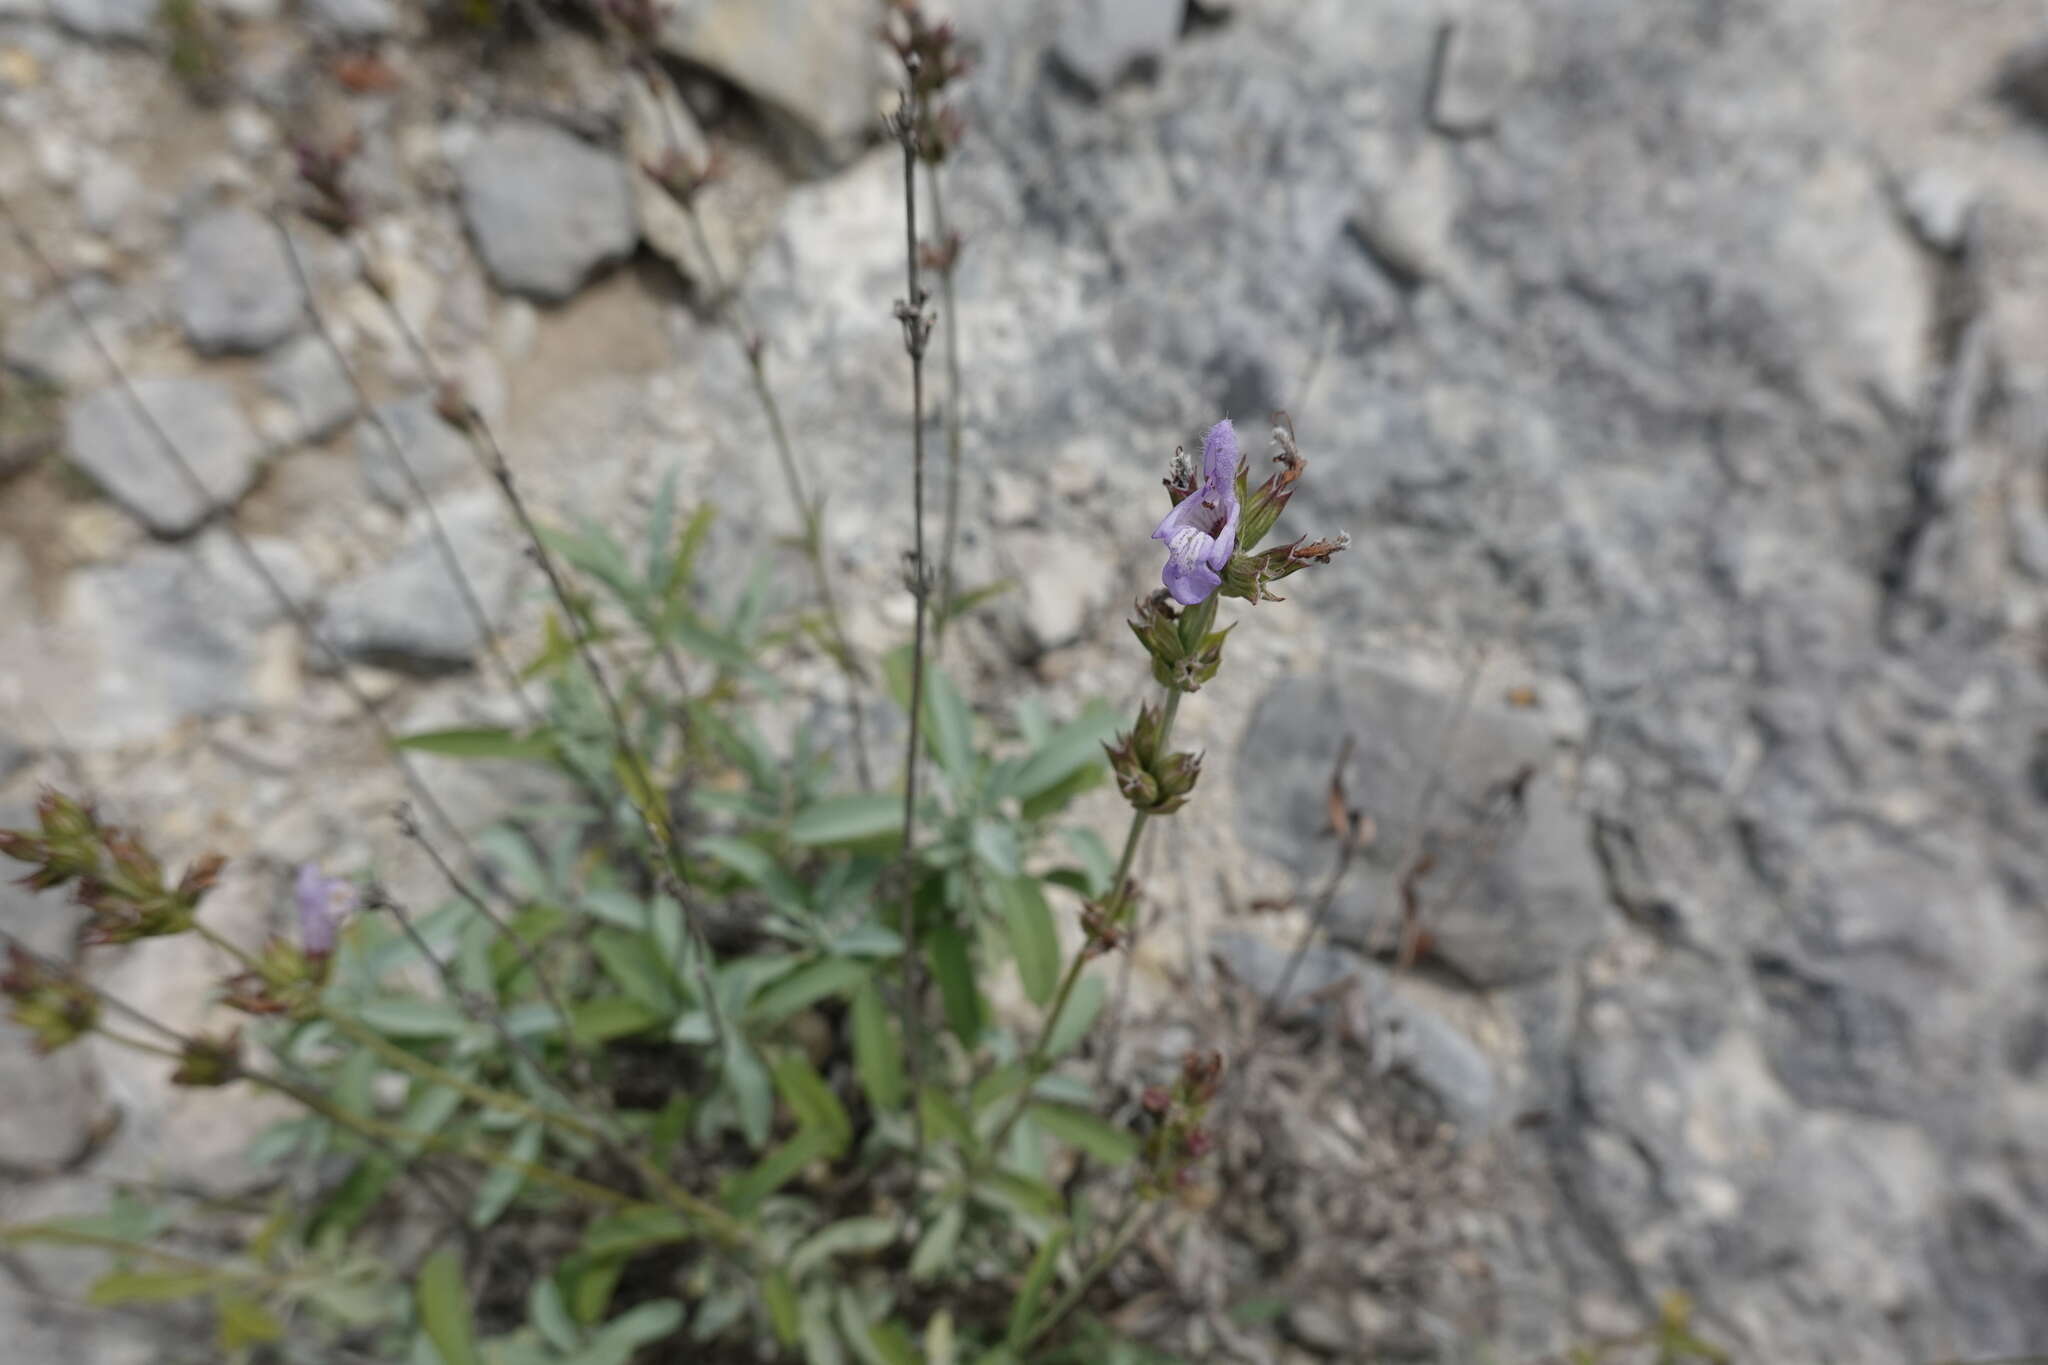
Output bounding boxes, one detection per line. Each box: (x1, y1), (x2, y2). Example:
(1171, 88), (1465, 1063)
(1129, 591), (1233, 693)
(1237, 415), (1306, 550)
(1219, 532), (1350, 604)
(172, 1030), (242, 1087)
(1, 946), (98, 1052)
(1104, 702), (1203, 815)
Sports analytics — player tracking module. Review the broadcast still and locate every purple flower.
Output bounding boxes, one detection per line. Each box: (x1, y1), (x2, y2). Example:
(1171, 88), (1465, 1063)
(294, 865), (356, 958)
(1152, 420), (1241, 605)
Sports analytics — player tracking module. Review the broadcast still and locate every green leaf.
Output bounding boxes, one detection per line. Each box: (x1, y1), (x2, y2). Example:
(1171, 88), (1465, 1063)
(1043, 972), (1105, 1061)
(1060, 828), (1117, 897)
(789, 794), (906, 848)
(973, 1170), (1062, 1225)
(592, 929), (678, 1013)
(725, 1125), (838, 1216)
(919, 1087), (978, 1156)
(216, 1292), (283, 1352)
(570, 995), (665, 1045)
(864, 1319), (922, 1365)
(586, 1300), (685, 1363)
(1018, 762), (1108, 823)
(580, 1207), (690, 1260)
(970, 819), (1021, 878)
(1005, 1227), (1071, 1346)
(578, 888), (648, 931)
(924, 667), (976, 788)
(393, 727), (557, 762)
(772, 1051), (852, 1150)
(749, 956), (870, 1025)
(87, 1270), (219, 1305)
(696, 835), (809, 913)
(529, 1277), (580, 1351)
(909, 1201), (964, 1282)
(927, 924), (984, 1044)
(1003, 702), (1120, 805)
(762, 1271), (802, 1346)
(849, 981), (904, 1113)
(416, 1248), (481, 1365)
(723, 1033), (774, 1148)
(996, 877), (1060, 1006)
(352, 997), (470, 1039)
(470, 1121), (541, 1228)
(1027, 1104), (1138, 1165)
(566, 1255), (624, 1326)
(788, 1217), (898, 1282)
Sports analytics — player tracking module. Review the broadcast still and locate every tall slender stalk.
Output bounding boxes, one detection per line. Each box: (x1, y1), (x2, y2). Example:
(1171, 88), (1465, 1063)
(889, 87), (938, 1191)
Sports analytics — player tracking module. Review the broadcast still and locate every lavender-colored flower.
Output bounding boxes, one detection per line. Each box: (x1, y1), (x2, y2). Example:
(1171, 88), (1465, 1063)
(294, 865), (356, 958)
(1152, 420), (1241, 605)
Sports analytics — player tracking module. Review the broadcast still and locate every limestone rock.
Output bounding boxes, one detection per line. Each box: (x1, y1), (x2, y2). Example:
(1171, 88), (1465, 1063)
(172, 206), (303, 354)
(455, 120), (637, 302)
(64, 377), (264, 536)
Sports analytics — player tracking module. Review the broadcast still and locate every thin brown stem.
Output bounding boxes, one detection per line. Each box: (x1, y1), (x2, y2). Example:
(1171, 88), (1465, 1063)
(0, 200), (477, 871)
(891, 93), (936, 1193)
(1016, 1201), (1155, 1355)
(271, 216), (545, 739)
(393, 803), (593, 1082)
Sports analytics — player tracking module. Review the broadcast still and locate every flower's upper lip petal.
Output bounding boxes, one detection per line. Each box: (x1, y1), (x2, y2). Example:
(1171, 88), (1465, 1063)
(1201, 420), (1238, 485)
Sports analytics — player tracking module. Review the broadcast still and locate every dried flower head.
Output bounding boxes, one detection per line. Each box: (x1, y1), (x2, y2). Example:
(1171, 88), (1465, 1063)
(1, 946), (99, 1052)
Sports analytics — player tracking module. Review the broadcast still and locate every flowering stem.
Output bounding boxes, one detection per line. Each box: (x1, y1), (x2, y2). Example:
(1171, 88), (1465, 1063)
(987, 679), (1190, 1161)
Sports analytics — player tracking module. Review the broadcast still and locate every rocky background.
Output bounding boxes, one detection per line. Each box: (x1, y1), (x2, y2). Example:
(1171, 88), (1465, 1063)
(4, 0), (2048, 1361)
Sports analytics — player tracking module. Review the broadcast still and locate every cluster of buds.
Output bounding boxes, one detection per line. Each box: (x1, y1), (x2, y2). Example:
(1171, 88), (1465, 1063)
(1, 946), (99, 1052)
(883, 2), (971, 159)
(294, 134), (361, 232)
(223, 866), (356, 1017)
(172, 1029), (243, 1088)
(0, 790), (224, 945)
(1130, 589), (1233, 693)
(1105, 702), (1202, 815)
(1138, 1049), (1225, 1197)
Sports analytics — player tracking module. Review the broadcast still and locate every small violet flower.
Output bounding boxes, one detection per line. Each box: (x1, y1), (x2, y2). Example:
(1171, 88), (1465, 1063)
(1152, 420), (1241, 606)
(294, 865), (356, 958)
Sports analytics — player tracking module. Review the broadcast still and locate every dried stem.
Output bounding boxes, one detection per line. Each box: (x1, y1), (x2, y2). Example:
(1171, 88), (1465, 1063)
(344, 263), (731, 1053)
(394, 803), (593, 1081)
(0, 201), (477, 874)
(890, 87), (937, 1191)
(666, 121), (875, 790)
(270, 216), (545, 739)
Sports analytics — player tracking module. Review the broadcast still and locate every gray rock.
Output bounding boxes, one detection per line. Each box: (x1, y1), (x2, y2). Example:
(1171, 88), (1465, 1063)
(356, 392), (475, 508)
(1051, 0), (1183, 95)
(30, 545), (262, 746)
(656, 0), (882, 168)
(455, 120), (637, 303)
(64, 377), (264, 537)
(1213, 929), (1500, 1134)
(0, 1017), (106, 1171)
(305, 0), (396, 36)
(2000, 33), (2048, 126)
(172, 206), (303, 354)
(3, 276), (155, 390)
(1430, 6), (1536, 135)
(321, 491), (525, 671)
(261, 334), (356, 443)
(47, 0), (154, 40)
(1897, 168), (1976, 254)
(1236, 665), (1605, 984)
